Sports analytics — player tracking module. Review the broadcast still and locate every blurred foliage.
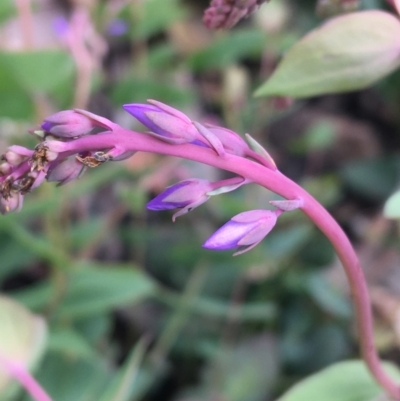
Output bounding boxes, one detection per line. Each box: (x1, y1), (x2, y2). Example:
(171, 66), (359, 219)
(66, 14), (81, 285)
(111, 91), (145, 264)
(0, 0), (400, 401)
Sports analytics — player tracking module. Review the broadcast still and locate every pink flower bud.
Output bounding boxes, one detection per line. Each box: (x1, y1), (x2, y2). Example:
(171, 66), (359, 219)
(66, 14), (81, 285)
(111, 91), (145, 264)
(2, 146), (33, 166)
(0, 163), (12, 175)
(147, 179), (213, 221)
(123, 100), (203, 145)
(47, 157), (86, 185)
(41, 110), (98, 138)
(203, 209), (281, 255)
(204, 125), (249, 156)
(0, 191), (23, 214)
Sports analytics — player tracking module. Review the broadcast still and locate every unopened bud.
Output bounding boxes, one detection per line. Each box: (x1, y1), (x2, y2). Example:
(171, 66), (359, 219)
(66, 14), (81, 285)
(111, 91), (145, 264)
(3, 146), (33, 166)
(0, 163), (12, 175)
(47, 157), (86, 185)
(41, 110), (98, 138)
(0, 191), (23, 214)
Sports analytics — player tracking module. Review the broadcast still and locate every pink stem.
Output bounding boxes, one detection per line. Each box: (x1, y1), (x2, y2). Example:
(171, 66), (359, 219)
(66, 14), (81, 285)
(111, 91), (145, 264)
(0, 355), (52, 401)
(49, 127), (399, 399)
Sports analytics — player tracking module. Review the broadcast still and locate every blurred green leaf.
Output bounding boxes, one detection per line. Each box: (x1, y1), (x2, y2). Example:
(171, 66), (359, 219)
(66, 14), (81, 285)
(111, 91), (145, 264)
(55, 263), (156, 319)
(305, 273), (352, 318)
(99, 338), (148, 401)
(68, 217), (106, 251)
(131, 0), (186, 39)
(264, 224), (313, 260)
(340, 156), (400, 202)
(189, 29), (266, 71)
(0, 296), (47, 400)
(291, 122), (336, 153)
(111, 76), (195, 107)
(0, 0), (15, 24)
(24, 351), (110, 401)
(0, 50), (74, 93)
(196, 335), (279, 401)
(0, 233), (37, 281)
(278, 360), (400, 401)
(255, 11), (400, 98)
(383, 190), (400, 219)
(48, 328), (99, 361)
(0, 50), (74, 119)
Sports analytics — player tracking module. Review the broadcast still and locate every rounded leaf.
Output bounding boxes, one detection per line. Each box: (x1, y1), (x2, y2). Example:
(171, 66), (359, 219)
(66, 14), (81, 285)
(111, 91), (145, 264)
(0, 296), (47, 398)
(383, 190), (400, 219)
(255, 11), (400, 98)
(278, 360), (400, 401)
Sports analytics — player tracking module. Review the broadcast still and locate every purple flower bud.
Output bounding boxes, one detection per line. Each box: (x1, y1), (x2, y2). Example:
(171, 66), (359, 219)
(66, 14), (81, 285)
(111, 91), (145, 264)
(0, 163), (12, 176)
(47, 157), (86, 185)
(203, 209), (282, 255)
(203, 0), (269, 29)
(123, 100), (201, 144)
(0, 191), (23, 214)
(205, 125), (249, 156)
(2, 146), (33, 166)
(147, 179), (213, 221)
(41, 110), (98, 138)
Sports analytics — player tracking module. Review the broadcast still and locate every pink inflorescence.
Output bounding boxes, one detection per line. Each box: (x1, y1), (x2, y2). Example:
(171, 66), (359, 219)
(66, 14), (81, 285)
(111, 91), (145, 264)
(0, 100), (292, 255)
(203, 0), (269, 29)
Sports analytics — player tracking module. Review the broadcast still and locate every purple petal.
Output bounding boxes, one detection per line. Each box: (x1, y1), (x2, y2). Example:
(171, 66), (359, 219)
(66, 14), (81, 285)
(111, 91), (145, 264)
(147, 181), (192, 210)
(231, 209), (274, 223)
(41, 121), (53, 132)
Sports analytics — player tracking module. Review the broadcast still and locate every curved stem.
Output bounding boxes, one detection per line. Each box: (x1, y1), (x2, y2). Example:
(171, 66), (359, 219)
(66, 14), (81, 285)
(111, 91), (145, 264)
(48, 128), (399, 399)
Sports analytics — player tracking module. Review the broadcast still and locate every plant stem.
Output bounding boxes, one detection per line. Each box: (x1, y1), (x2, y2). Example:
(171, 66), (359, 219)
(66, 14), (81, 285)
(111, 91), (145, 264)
(48, 128), (400, 399)
(0, 355), (52, 401)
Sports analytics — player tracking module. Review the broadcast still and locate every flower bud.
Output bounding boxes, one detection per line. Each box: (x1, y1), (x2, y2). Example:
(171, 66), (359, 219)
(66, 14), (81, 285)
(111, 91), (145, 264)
(204, 125), (249, 156)
(0, 191), (23, 214)
(203, 0), (269, 29)
(203, 209), (281, 255)
(47, 157), (86, 185)
(123, 100), (201, 144)
(147, 179), (213, 221)
(2, 146), (33, 166)
(41, 110), (97, 138)
(0, 163), (12, 176)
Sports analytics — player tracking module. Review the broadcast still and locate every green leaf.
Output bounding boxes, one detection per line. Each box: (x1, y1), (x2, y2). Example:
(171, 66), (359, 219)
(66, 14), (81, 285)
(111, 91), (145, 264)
(255, 11), (400, 98)
(0, 296), (47, 400)
(0, 0), (15, 23)
(48, 328), (99, 361)
(0, 50), (75, 93)
(111, 76), (195, 107)
(383, 190), (400, 219)
(24, 351), (110, 401)
(277, 360), (400, 401)
(0, 50), (75, 120)
(131, 0), (186, 39)
(99, 339), (148, 401)
(340, 157), (399, 202)
(189, 29), (266, 71)
(55, 263), (156, 319)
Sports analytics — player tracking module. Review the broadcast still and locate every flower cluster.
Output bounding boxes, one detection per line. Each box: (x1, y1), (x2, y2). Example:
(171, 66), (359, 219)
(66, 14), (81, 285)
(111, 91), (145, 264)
(0, 100), (296, 255)
(203, 0), (270, 29)
(0, 109), (113, 214)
